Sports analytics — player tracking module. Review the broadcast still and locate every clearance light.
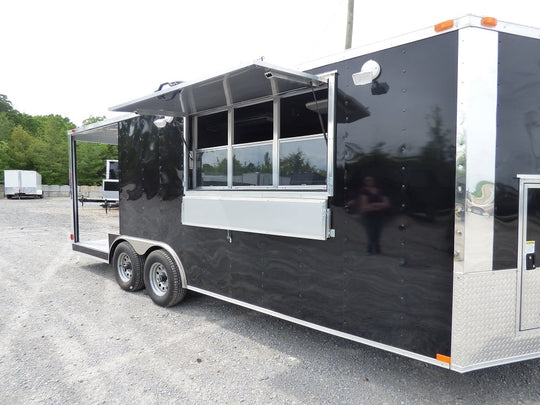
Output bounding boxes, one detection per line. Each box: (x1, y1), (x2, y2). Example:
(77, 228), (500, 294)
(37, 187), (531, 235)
(436, 353), (451, 364)
(481, 17), (498, 27)
(434, 19), (454, 33)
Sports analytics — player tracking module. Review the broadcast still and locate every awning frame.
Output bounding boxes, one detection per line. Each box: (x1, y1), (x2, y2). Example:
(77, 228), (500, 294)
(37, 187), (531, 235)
(110, 61), (326, 118)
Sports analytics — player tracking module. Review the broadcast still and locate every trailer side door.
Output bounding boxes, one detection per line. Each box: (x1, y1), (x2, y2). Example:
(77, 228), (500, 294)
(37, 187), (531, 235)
(518, 176), (540, 330)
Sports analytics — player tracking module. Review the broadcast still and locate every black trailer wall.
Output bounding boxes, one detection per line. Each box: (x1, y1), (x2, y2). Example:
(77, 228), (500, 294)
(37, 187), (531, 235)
(308, 31), (458, 357)
(118, 32), (457, 359)
(118, 116), (184, 243)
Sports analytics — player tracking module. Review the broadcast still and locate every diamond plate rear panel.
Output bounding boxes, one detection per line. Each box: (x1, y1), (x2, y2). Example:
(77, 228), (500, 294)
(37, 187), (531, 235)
(521, 271), (540, 330)
(452, 270), (540, 371)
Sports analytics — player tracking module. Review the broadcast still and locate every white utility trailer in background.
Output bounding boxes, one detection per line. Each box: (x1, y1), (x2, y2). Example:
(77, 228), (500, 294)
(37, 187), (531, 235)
(4, 170), (43, 199)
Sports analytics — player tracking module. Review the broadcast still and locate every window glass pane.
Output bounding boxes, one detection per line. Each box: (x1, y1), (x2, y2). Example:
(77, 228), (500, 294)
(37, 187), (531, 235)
(233, 144), (272, 186)
(197, 148), (228, 186)
(279, 137), (326, 186)
(280, 90), (328, 139)
(197, 111), (228, 148)
(234, 102), (273, 144)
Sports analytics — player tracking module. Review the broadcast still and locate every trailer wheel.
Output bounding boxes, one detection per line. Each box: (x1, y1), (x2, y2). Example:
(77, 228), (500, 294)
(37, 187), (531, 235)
(144, 249), (186, 307)
(112, 242), (145, 292)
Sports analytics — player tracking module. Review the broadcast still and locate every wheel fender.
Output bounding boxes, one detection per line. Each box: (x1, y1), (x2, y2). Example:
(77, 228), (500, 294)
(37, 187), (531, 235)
(109, 236), (187, 289)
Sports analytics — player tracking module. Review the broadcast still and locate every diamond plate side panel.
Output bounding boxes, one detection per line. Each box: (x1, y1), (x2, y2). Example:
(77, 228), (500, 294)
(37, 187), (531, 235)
(452, 270), (540, 370)
(521, 265), (540, 330)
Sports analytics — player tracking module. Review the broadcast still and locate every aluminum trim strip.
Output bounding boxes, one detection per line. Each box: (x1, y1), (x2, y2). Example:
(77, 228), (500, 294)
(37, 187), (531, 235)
(300, 15), (472, 71)
(70, 113), (138, 135)
(184, 190), (329, 198)
(183, 116), (189, 190)
(69, 136), (79, 243)
(192, 117), (198, 188)
(227, 109), (233, 188)
(187, 285), (450, 370)
(300, 15), (540, 72)
(455, 27), (498, 274)
(517, 174), (540, 180)
(272, 98), (280, 188)
(72, 242), (109, 262)
(279, 133), (325, 143)
(325, 73), (336, 197)
(232, 140), (273, 149)
(451, 351), (540, 373)
(517, 178), (527, 331)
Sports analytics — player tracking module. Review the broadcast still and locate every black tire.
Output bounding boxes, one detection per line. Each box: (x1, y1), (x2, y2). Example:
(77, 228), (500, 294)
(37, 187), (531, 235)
(144, 249), (186, 307)
(112, 242), (145, 292)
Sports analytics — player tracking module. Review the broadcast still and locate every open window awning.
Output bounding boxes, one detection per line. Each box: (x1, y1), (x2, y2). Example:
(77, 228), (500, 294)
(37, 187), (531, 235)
(69, 113), (138, 145)
(109, 62), (326, 117)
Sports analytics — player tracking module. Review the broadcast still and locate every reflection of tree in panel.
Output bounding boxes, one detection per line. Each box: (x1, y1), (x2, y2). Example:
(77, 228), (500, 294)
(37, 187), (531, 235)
(203, 152), (273, 175)
(234, 152), (272, 174)
(420, 106), (455, 165)
(280, 149), (326, 177)
(202, 155), (227, 174)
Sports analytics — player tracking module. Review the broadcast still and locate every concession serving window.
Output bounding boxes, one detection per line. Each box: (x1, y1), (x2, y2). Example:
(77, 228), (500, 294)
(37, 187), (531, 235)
(111, 62), (336, 240)
(193, 90), (329, 190)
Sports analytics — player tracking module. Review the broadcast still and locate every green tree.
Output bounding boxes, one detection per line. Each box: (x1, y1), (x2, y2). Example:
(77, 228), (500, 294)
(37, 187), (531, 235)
(76, 143), (117, 185)
(33, 115), (74, 184)
(0, 140), (9, 181)
(0, 96), (117, 185)
(0, 94), (13, 113)
(8, 125), (35, 169)
(0, 113), (15, 142)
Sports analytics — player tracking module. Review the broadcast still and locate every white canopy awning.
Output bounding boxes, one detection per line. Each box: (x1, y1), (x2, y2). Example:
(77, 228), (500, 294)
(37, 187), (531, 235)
(109, 62), (325, 117)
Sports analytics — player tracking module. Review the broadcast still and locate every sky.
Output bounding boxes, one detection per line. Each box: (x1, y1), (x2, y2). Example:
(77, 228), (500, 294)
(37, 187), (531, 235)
(1, 0), (539, 126)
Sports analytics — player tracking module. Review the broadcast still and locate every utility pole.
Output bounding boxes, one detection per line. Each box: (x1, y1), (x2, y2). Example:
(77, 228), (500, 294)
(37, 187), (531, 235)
(345, 0), (354, 49)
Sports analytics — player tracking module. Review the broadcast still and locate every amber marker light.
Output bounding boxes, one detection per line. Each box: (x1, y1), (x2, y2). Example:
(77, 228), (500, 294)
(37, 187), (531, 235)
(481, 17), (498, 27)
(434, 19), (454, 32)
(436, 353), (451, 364)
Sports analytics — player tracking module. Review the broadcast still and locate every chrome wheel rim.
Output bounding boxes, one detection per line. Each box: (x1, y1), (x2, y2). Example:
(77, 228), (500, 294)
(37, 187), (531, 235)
(117, 252), (133, 282)
(149, 263), (168, 296)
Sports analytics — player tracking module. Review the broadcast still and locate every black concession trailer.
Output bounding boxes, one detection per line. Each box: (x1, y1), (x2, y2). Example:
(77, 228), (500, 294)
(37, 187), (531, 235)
(69, 15), (540, 372)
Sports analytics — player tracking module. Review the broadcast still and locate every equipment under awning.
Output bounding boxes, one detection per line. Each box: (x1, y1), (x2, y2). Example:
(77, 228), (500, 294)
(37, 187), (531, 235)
(69, 113), (138, 145)
(109, 62), (326, 117)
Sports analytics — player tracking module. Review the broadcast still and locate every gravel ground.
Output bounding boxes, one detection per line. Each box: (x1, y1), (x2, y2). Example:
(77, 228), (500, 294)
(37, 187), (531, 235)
(0, 197), (539, 404)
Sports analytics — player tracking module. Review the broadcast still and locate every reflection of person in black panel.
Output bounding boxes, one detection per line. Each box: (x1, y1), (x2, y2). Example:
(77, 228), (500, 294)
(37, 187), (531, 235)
(358, 177), (390, 255)
(526, 109), (540, 171)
